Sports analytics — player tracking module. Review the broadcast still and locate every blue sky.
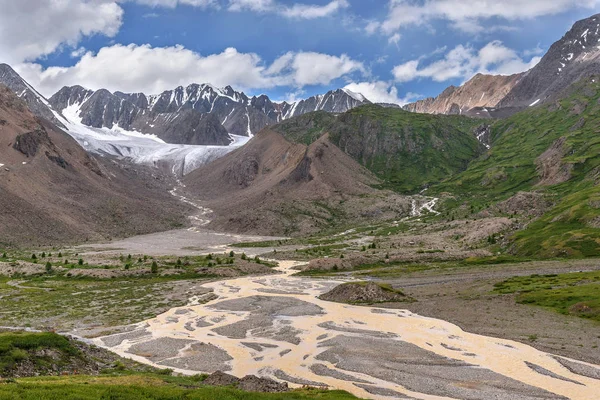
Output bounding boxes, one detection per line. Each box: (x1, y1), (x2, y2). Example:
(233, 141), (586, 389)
(3, 0), (599, 104)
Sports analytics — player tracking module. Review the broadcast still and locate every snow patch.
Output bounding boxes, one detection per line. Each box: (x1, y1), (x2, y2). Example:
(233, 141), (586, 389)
(54, 102), (244, 176)
(341, 88), (366, 102)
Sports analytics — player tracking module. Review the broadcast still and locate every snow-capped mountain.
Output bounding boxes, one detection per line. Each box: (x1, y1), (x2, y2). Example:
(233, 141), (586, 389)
(0, 63), (370, 175)
(48, 84), (370, 144)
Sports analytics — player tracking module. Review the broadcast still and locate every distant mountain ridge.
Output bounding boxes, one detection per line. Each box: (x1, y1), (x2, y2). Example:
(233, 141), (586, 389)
(403, 73), (524, 117)
(404, 13), (600, 117)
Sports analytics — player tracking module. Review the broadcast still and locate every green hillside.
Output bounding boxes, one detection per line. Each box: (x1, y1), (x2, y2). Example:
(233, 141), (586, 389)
(434, 76), (600, 257)
(274, 105), (483, 193)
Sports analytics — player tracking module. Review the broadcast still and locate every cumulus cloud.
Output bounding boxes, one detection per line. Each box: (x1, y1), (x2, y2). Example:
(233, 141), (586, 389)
(373, 0), (600, 35)
(15, 44), (365, 97)
(344, 81), (418, 105)
(0, 0), (123, 64)
(270, 51), (365, 87)
(392, 41), (541, 83)
(228, 0), (349, 19)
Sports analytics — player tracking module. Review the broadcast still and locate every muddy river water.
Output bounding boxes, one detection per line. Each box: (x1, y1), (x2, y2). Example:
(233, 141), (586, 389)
(91, 259), (600, 400)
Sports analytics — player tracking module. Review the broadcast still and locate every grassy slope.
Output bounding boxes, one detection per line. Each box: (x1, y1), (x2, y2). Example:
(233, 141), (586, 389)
(273, 105), (482, 193)
(0, 332), (359, 400)
(0, 377), (358, 400)
(329, 105), (482, 193)
(433, 77), (600, 257)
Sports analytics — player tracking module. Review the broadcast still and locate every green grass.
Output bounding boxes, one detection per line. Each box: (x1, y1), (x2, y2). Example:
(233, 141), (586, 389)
(0, 332), (79, 375)
(493, 271), (600, 321)
(0, 375), (360, 400)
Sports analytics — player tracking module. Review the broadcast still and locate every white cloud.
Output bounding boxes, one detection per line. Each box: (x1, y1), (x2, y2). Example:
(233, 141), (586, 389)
(272, 51), (365, 87)
(388, 33), (401, 46)
(392, 41), (541, 83)
(16, 44), (366, 97)
(377, 0), (600, 36)
(0, 0), (123, 64)
(228, 0), (349, 19)
(133, 0), (219, 8)
(343, 81), (419, 105)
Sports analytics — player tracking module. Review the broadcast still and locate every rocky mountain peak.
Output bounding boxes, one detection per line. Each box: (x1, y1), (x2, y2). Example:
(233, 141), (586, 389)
(498, 13), (600, 108)
(0, 64), (65, 128)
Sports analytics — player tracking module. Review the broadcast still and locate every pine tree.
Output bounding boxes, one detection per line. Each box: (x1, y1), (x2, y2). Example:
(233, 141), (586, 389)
(151, 261), (158, 273)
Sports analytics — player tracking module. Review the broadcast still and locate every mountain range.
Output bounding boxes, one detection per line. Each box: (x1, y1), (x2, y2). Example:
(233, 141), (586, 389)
(404, 14), (600, 118)
(0, 63), (369, 146)
(1, 12), (600, 256)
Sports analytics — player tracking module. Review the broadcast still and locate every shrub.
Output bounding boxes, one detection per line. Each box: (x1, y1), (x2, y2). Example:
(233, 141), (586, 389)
(1, 252), (6, 258)
(41, 252), (46, 258)
(45, 262), (52, 272)
(229, 251), (235, 257)
(58, 252), (62, 257)
(151, 261), (158, 273)
(241, 253), (247, 260)
(31, 254), (37, 260)
(78, 259), (84, 266)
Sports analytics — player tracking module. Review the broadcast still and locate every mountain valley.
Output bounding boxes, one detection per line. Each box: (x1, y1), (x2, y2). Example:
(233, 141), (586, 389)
(1, 10), (600, 400)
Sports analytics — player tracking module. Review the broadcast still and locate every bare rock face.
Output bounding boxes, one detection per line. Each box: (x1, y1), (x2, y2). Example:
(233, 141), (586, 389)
(536, 137), (574, 186)
(0, 64), (65, 129)
(499, 13), (600, 109)
(403, 73), (524, 115)
(13, 128), (48, 157)
(405, 14), (600, 118)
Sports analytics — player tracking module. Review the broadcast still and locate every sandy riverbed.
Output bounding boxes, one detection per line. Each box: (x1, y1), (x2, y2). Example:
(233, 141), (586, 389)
(90, 260), (600, 400)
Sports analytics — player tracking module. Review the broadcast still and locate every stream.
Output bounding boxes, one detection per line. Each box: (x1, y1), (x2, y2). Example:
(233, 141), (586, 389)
(91, 260), (600, 400)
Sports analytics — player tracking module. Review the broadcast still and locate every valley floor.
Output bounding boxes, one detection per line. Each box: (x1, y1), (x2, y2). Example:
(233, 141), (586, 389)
(1, 220), (600, 399)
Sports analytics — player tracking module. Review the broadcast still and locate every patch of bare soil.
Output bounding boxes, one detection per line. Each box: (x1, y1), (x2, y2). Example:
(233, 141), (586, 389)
(536, 137), (573, 186)
(319, 282), (411, 304)
(203, 371), (289, 393)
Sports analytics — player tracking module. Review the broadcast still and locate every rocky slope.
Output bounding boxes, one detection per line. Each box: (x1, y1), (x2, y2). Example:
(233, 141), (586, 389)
(0, 84), (191, 247)
(0, 64), (65, 128)
(184, 124), (412, 236)
(404, 73), (524, 116)
(499, 13), (600, 108)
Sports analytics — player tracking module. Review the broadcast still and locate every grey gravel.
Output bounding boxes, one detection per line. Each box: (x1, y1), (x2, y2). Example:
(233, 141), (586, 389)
(525, 361), (584, 385)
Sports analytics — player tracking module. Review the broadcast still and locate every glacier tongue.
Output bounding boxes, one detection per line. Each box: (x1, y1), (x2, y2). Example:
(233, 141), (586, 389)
(53, 103), (245, 176)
